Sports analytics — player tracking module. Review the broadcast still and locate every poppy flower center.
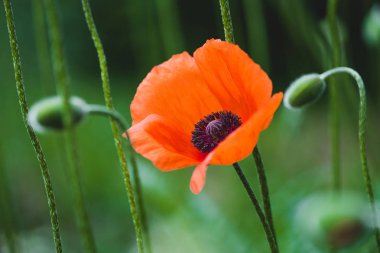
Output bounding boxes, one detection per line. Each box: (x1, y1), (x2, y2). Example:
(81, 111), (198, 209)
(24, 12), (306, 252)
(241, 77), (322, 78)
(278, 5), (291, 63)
(191, 111), (242, 153)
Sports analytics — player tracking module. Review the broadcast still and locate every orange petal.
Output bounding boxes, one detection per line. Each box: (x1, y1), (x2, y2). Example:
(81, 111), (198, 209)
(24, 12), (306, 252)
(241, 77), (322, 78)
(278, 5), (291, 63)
(210, 93), (283, 165)
(190, 153), (213, 194)
(194, 39), (273, 121)
(131, 52), (222, 134)
(128, 114), (202, 171)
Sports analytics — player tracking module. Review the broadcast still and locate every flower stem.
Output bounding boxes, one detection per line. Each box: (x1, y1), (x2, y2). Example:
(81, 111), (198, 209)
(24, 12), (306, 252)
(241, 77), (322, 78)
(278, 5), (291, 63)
(2, 0), (62, 251)
(154, 0), (185, 57)
(218, 0), (235, 43)
(86, 103), (151, 253)
(327, 0), (342, 191)
(0, 162), (18, 253)
(130, 151), (152, 253)
(32, 0), (53, 95)
(233, 163), (278, 253)
(241, 0), (270, 71)
(86, 105), (128, 130)
(219, 0), (279, 250)
(81, 0), (145, 252)
(252, 147), (278, 245)
(327, 0), (341, 67)
(320, 67), (380, 252)
(43, 0), (97, 252)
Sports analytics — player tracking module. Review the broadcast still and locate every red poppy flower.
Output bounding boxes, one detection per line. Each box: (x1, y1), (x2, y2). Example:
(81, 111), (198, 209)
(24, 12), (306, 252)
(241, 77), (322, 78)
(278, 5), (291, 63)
(126, 39), (282, 194)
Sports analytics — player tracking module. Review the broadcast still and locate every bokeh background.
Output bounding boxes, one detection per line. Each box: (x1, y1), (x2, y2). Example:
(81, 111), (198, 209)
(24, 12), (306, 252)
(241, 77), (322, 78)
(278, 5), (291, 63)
(1, 0), (380, 252)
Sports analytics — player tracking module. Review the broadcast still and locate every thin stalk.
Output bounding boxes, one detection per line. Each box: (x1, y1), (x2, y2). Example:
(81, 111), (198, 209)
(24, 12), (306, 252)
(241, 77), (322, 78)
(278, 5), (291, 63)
(81, 0), (145, 252)
(0, 163), (18, 253)
(327, 0), (341, 67)
(86, 105), (127, 131)
(86, 102), (151, 252)
(2, 0), (62, 251)
(233, 163), (278, 253)
(218, 0), (235, 43)
(154, 0), (185, 57)
(219, 0), (279, 251)
(85, 103), (151, 253)
(252, 147), (278, 245)
(130, 149), (152, 253)
(43, 0), (97, 252)
(320, 67), (380, 252)
(327, 0), (342, 191)
(64, 133), (97, 253)
(32, 0), (53, 94)
(241, 0), (270, 71)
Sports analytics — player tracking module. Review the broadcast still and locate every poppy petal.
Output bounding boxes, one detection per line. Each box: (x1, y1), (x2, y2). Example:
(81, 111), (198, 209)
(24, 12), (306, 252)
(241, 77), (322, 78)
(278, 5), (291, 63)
(131, 52), (222, 134)
(128, 114), (202, 171)
(210, 93), (283, 165)
(190, 153), (213, 194)
(194, 39), (272, 121)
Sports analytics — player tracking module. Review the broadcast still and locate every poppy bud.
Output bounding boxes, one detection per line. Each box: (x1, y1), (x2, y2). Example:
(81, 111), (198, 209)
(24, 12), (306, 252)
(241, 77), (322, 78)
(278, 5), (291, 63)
(294, 192), (370, 251)
(283, 74), (326, 109)
(28, 96), (89, 133)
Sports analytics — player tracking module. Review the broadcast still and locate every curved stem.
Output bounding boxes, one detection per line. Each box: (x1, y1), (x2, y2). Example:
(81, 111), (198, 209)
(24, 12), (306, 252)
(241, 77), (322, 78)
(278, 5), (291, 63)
(327, 0), (342, 191)
(252, 147), (278, 245)
(81, 0), (145, 252)
(2, 0), (62, 251)
(86, 105), (128, 130)
(233, 163), (278, 253)
(320, 67), (380, 252)
(43, 0), (97, 251)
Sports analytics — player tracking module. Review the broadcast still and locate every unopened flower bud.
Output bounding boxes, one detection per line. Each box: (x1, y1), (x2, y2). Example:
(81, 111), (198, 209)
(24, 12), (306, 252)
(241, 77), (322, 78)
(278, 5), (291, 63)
(294, 192), (369, 250)
(28, 96), (89, 133)
(283, 74), (326, 109)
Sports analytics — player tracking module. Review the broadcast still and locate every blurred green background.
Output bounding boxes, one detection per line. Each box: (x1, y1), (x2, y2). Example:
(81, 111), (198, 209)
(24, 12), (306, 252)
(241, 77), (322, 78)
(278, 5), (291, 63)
(1, 0), (380, 252)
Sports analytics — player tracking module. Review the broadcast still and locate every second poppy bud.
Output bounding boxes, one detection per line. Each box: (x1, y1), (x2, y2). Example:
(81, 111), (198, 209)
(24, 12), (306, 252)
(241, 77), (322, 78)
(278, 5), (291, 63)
(284, 73), (326, 109)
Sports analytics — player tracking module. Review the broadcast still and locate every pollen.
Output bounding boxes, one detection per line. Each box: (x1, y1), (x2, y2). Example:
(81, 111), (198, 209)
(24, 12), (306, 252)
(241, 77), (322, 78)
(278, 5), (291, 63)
(191, 111), (242, 153)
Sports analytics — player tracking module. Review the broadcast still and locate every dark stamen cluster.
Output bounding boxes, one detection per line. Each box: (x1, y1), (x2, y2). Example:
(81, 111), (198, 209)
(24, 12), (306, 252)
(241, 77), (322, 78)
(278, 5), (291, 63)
(191, 111), (242, 153)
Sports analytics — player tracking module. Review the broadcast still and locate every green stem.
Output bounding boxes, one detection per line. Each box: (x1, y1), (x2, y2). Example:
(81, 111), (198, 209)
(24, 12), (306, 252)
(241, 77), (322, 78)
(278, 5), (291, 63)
(86, 104), (151, 253)
(218, 0), (235, 43)
(64, 132), (97, 253)
(130, 150), (152, 253)
(320, 67), (380, 252)
(81, 0), (145, 252)
(233, 163), (278, 253)
(2, 0), (62, 251)
(32, 0), (53, 94)
(327, 0), (342, 191)
(86, 105), (128, 130)
(0, 162), (18, 253)
(327, 0), (341, 67)
(252, 147), (278, 245)
(43, 0), (97, 252)
(219, 1), (279, 250)
(241, 0), (270, 71)
(154, 0), (185, 57)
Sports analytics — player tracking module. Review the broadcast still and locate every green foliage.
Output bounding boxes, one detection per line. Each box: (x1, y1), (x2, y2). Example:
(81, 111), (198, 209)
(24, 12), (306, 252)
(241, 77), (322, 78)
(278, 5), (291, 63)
(1, 0), (380, 252)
